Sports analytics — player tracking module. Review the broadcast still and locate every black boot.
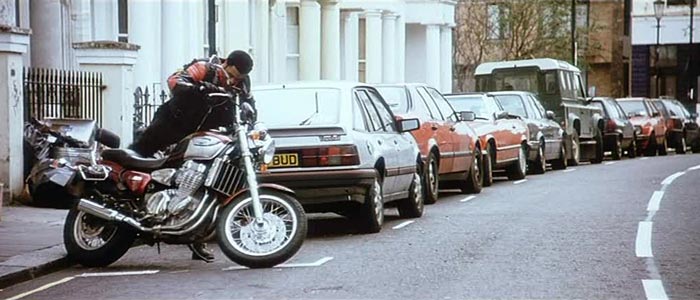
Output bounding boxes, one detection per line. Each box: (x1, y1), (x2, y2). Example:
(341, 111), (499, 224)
(188, 243), (214, 263)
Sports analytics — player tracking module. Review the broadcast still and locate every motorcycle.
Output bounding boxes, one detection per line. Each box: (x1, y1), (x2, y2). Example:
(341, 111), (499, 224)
(62, 92), (307, 268)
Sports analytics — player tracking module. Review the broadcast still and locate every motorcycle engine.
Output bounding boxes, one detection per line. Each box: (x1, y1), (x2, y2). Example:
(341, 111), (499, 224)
(145, 161), (207, 226)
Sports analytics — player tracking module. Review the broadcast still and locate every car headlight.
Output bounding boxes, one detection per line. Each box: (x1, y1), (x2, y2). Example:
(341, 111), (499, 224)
(258, 138), (275, 164)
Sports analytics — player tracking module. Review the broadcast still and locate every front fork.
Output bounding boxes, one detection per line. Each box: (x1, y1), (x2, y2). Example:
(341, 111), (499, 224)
(236, 126), (265, 225)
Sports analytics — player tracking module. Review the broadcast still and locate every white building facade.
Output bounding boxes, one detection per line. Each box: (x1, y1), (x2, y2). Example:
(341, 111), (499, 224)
(25, 0), (457, 93)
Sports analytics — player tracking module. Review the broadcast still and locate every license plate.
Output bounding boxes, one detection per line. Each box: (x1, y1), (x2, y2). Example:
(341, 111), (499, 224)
(270, 153), (299, 168)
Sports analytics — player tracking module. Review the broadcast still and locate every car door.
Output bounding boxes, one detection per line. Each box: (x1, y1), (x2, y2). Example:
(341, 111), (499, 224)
(529, 94), (561, 158)
(355, 89), (400, 195)
(486, 96), (519, 161)
(645, 100), (665, 140)
(427, 87), (471, 173)
(416, 86), (455, 173)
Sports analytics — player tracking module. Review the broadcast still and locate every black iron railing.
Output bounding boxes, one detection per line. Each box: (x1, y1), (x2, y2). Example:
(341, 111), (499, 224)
(133, 86), (168, 135)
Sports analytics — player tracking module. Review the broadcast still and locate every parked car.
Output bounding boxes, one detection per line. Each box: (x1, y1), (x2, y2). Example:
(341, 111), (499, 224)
(474, 58), (605, 165)
(616, 97), (668, 156)
(651, 98), (698, 154)
(489, 91), (567, 173)
(254, 81), (423, 233)
(444, 93), (529, 186)
(375, 83), (482, 204)
(589, 97), (636, 159)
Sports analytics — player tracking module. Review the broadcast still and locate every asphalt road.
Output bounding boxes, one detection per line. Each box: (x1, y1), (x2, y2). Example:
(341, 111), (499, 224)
(2, 153), (700, 300)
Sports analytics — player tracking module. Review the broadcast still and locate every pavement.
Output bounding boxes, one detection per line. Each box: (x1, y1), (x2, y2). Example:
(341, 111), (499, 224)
(0, 206), (71, 289)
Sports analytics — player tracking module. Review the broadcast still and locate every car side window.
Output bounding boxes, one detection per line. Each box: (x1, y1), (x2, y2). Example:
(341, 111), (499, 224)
(526, 95), (543, 119)
(484, 96), (502, 116)
(416, 87), (444, 120)
(367, 88), (397, 132)
(530, 95), (547, 117)
(355, 90), (384, 132)
(352, 96), (369, 132)
(427, 87), (457, 122)
(409, 89), (433, 119)
(613, 102), (627, 119)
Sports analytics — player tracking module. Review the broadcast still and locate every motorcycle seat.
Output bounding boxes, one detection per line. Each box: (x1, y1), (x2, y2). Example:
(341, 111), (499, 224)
(101, 149), (167, 171)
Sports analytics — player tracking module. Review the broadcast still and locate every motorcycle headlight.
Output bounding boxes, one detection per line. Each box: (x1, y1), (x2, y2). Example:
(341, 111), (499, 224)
(258, 138), (275, 164)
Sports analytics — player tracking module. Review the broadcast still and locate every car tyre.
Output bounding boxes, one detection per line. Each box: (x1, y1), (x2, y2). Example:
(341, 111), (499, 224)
(628, 136), (637, 158)
(459, 146), (482, 194)
(482, 144), (494, 187)
(506, 144), (527, 180)
(530, 142), (546, 174)
(645, 134), (658, 156)
(676, 134), (687, 154)
(658, 136), (668, 156)
(356, 174), (384, 234)
(591, 133), (604, 164)
(611, 135), (622, 160)
(424, 152), (439, 205)
(397, 165), (424, 219)
(551, 141), (567, 170)
(568, 133), (581, 166)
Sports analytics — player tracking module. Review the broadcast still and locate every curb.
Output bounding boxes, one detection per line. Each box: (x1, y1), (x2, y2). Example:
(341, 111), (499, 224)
(0, 245), (74, 289)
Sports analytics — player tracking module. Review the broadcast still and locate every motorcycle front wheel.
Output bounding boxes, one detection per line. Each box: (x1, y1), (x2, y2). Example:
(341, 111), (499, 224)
(216, 189), (307, 268)
(64, 207), (136, 267)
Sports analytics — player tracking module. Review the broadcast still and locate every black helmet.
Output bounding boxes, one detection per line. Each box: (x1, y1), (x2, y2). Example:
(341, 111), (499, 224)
(226, 50), (253, 75)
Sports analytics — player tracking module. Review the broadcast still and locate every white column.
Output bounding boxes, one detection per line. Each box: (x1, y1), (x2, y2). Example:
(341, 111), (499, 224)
(0, 29), (29, 200)
(74, 42), (139, 146)
(440, 26), (453, 93)
(396, 15), (406, 82)
(382, 12), (397, 83)
(254, 0), (270, 83)
(299, 0), (321, 80)
(222, 0), (250, 53)
(92, 0), (118, 41)
(161, 1), (188, 87)
(321, 0), (340, 80)
(269, 0), (287, 83)
(30, 0), (64, 69)
(364, 10), (382, 84)
(129, 0), (162, 89)
(425, 24), (441, 89)
(71, 0), (92, 43)
(341, 12), (359, 81)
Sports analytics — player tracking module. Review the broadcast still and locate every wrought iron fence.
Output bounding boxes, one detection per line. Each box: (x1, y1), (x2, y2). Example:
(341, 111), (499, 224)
(133, 86), (169, 135)
(23, 68), (104, 126)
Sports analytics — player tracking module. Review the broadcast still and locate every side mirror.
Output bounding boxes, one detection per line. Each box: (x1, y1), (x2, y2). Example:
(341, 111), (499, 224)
(690, 113), (698, 119)
(545, 110), (555, 120)
(459, 111), (476, 122)
(397, 118), (420, 132)
(494, 111), (509, 120)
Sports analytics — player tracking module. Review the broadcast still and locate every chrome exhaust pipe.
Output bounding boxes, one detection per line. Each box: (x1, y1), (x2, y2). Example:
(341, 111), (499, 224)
(77, 199), (150, 232)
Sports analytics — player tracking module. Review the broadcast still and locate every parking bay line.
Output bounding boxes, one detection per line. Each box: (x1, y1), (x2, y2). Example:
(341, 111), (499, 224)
(636, 222), (654, 258)
(661, 171), (685, 185)
(688, 164), (700, 171)
(393, 220), (415, 230)
(605, 161), (617, 165)
(647, 191), (664, 212)
(77, 270), (160, 277)
(460, 195), (476, 203)
(563, 168), (577, 173)
(640, 157), (650, 160)
(5, 277), (75, 300)
(513, 179), (527, 185)
(223, 256), (334, 271)
(642, 279), (669, 300)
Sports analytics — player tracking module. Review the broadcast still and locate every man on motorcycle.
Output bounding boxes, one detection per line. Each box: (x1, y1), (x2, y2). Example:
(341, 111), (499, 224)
(129, 50), (255, 262)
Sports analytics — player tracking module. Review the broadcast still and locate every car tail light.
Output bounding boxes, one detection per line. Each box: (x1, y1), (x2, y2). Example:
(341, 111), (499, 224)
(606, 119), (616, 132)
(301, 145), (360, 167)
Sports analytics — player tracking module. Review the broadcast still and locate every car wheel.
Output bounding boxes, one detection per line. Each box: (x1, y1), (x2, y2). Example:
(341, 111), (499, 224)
(482, 144), (494, 187)
(658, 136), (668, 156)
(459, 146), (482, 194)
(551, 141), (567, 170)
(591, 133), (604, 164)
(398, 165), (424, 219)
(645, 134), (658, 157)
(507, 144), (527, 180)
(676, 134), (687, 154)
(424, 152), (439, 205)
(357, 174), (384, 234)
(568, 133), (581, 166)
(628, 136), (637, 158)
(611, 135), (622, 160)
(530, 142), (546, 174)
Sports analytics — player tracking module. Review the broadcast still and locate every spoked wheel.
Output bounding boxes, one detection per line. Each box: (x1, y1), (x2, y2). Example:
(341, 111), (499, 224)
(458, 146), (483, 194)
(355, 175), (384, 233)
(398, 166), (424, 218)
(217, 190), (307, 268)
(64, 208), (136, 267)
(507, 144), (527, 180)
(424, 153), (439, 204)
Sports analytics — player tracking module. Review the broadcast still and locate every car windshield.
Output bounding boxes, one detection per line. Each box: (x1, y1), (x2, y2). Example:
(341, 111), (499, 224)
(491, 68), (539, 94)
(446, 95), (496, 119)
(618, 100), (648, 117)
(494, 95), (527, 118)
(663, 100), (685, 117)
(255, 88), (341, 127)
(374, 86), (408, 114)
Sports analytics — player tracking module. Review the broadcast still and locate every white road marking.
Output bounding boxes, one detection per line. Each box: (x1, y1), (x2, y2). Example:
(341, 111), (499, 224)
(647, 191), (665, 212)
(563, 168), (577, 173)
(77, 270), (160, 277)
(661, 171), (685, 185)
(460, 195), (477, 203)
(636, 222), (654, 258)
(642, 279), (669, 300)
(605, 161), (617, 165)
(223, 256), (334, 271)
(5, 276), (75, 300)
(392, 220), (415, 230)
(688, 164), (700, 171)
(513, 179), (527, 185)
(640, 157), (650, 160)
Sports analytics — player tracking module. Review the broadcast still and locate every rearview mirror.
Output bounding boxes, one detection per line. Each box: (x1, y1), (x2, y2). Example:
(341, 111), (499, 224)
(545, 110), (555, 120)
(397, 118), (420, 132)
(459, 111), (476, 122)
(494, 111), (509, 120)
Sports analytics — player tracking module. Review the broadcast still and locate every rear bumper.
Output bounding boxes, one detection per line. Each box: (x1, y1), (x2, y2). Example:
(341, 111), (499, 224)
(258, 168), (376, 205)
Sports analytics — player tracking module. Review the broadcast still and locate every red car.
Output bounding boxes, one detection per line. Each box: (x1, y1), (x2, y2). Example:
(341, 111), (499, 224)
(445, 93), (529, 186)
(375, 84), (482, 204)
(616, 97), (668, 156)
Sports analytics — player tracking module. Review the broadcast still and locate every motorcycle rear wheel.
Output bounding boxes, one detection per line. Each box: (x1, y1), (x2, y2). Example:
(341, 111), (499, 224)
(217, 189), (307, 268)
(64, 207), (136, 267)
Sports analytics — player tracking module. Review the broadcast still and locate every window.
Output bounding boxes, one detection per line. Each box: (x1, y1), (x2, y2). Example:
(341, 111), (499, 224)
(667, 0), (697, 6)
(118, 0), (128, 42)
(367, 89), (397, 132)
(487, 4), (505, 40)
(355, 90), (383, 132)
(612, 101), (627, 119)
(375, 86), (409, 114)
(526, 95), (543, 119)
(427, 88), (457, 121)
(417, 87), (443, 120)
(286, 7), (300, 81)
(409, 89), (434, 119)
(255, 88), (341, 127)
(544, 72), (557, 95)
(663, 100), (684, 117)
(574, 74), (586, 99)
(446, 95), (489, 119)
(618, 100), (648, 116)
(494, 94), (528, 118)
(531, 95), (547, 117)
(353, 97), (369, 131)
